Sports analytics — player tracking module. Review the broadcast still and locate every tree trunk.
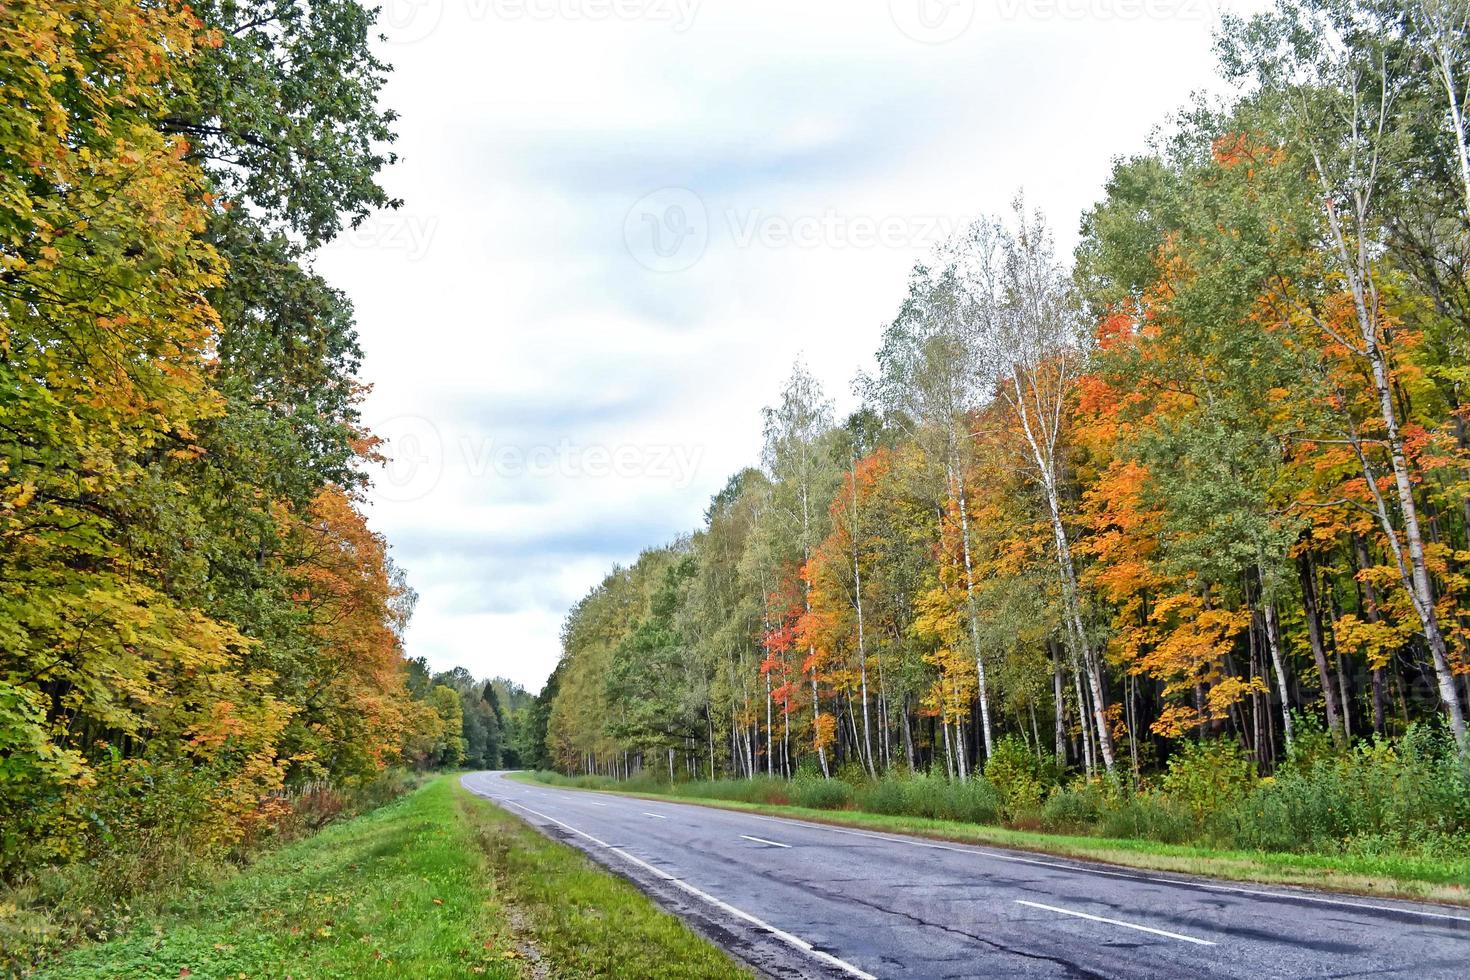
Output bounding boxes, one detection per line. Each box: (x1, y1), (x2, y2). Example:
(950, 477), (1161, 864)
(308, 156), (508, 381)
(1297, 553), (1344, 744)
(1311, 169), (1468, 749)
(1352, 534), (1388, 735)
(850, 453), (876, 776)
(1261, 586), (1295, 754)
(1052, 642), (1067, 765)
(952, 462), (995, 760)
(902, 695), (916, 771)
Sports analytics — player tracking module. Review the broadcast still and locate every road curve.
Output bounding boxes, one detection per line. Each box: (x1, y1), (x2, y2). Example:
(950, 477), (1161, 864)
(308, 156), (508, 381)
(462, 771), (1470, 978)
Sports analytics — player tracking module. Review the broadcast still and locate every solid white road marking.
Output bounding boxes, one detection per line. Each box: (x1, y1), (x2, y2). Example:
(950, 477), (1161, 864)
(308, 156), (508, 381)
(1016, 900), (1216, 946)
(642, 811), (667, 819)
(492, 796), (875, 980)
(740, 835), (791, 848)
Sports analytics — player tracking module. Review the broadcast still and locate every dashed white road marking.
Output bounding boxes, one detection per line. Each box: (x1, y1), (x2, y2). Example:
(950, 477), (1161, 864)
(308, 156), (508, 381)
(642, 811), (667, 819)
(1016, 899), (1216, 946)
(489, 794), (875, 980)
(740, 835), (791, 848)
(478, 774), (1470, 930)
(736, 811), (1470, 925)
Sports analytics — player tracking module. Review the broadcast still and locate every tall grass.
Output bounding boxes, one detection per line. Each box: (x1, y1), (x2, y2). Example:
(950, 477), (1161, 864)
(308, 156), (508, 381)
(531, 723), (1470, 862)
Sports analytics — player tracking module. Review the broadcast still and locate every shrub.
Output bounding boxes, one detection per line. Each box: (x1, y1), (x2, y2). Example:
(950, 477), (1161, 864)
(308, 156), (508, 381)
(1042, 781), (1105, 831)
(681, 776), (791, 806)
(983, 736), (1053, 817)
(1159, 738), (1257, 826)
(1229, 724), (1470, 853)
(853, 776), (910, 815)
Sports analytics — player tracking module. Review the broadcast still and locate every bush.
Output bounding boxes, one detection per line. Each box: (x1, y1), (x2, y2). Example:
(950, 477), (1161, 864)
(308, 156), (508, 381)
(1159, 738), (1258, 827)
(1042, 781), (1105, 831)
(983, 736), (1055, 817)
(853, 776), (911, 816)
(945, 777), (1001, 824)
(885, 772), (999, 824)
(1229, 724), (1470, 853)
(681, 776), (791, 806)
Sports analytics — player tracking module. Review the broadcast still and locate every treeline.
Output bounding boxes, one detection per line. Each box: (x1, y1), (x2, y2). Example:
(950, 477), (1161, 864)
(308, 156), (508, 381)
(0, 0), (449, 900)
(413, 662), (538, 771)
(539, 0), (1470, 787)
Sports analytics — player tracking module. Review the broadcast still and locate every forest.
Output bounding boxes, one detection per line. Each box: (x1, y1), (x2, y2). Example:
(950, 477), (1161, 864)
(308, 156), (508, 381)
(532, 0), (1470, 854)
(0, 0), (530, 963)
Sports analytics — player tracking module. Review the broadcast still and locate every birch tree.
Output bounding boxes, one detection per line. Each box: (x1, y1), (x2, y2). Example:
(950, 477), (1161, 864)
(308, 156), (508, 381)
(868, 265), (996, 762)
(1221, 3), (1470, 748)
(955, 206), (1117, 773)
(763, 362), (840, 776)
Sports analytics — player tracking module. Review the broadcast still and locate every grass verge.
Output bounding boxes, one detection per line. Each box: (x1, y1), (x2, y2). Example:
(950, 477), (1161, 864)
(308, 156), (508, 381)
(39, 776), (748, 979)
(515, 772), (1470, 906)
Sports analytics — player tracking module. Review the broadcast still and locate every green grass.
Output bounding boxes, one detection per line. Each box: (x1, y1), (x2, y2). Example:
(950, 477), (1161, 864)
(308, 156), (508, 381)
(518, 772), (1470, 905)
(467, 789), (746, 979)
(40, 776), (748, 979)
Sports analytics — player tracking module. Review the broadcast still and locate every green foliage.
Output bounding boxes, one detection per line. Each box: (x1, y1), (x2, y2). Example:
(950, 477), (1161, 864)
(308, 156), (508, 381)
(983, 736), (1058, 817)
(789, 775), (854, 810)
(1160, 739), (1259, 826)
(1041, 780), (1108, 831)
(861, 772), (1000, 824)
(1093, 793), (1197, 845)
(0, 2), (452, 961)
(427, 686), (467, 769)
(1229, 725), (1470, 854)
(0, 683), (85, 871)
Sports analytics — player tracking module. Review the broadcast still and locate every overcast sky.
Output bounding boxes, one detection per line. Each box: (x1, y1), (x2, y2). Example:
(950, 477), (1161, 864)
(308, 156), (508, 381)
(314, 0), (1263, 692)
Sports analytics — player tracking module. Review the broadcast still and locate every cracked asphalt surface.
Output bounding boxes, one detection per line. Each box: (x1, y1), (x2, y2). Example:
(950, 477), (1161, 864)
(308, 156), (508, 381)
(461, 771), (1470, 978)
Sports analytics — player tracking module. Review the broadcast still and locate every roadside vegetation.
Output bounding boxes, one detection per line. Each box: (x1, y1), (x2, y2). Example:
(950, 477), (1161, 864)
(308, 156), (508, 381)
(2, 2), (536, 970)
(37, 777), (747, 979)
(529, 717), (1470, 902)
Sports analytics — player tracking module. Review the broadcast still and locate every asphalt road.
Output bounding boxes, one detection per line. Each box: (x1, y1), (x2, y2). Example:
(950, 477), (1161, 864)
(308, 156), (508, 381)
(462, 771), (1470, 978)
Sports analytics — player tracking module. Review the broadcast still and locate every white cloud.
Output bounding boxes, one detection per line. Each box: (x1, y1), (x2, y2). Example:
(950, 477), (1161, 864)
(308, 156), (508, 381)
(315, 0), (1265, 690)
